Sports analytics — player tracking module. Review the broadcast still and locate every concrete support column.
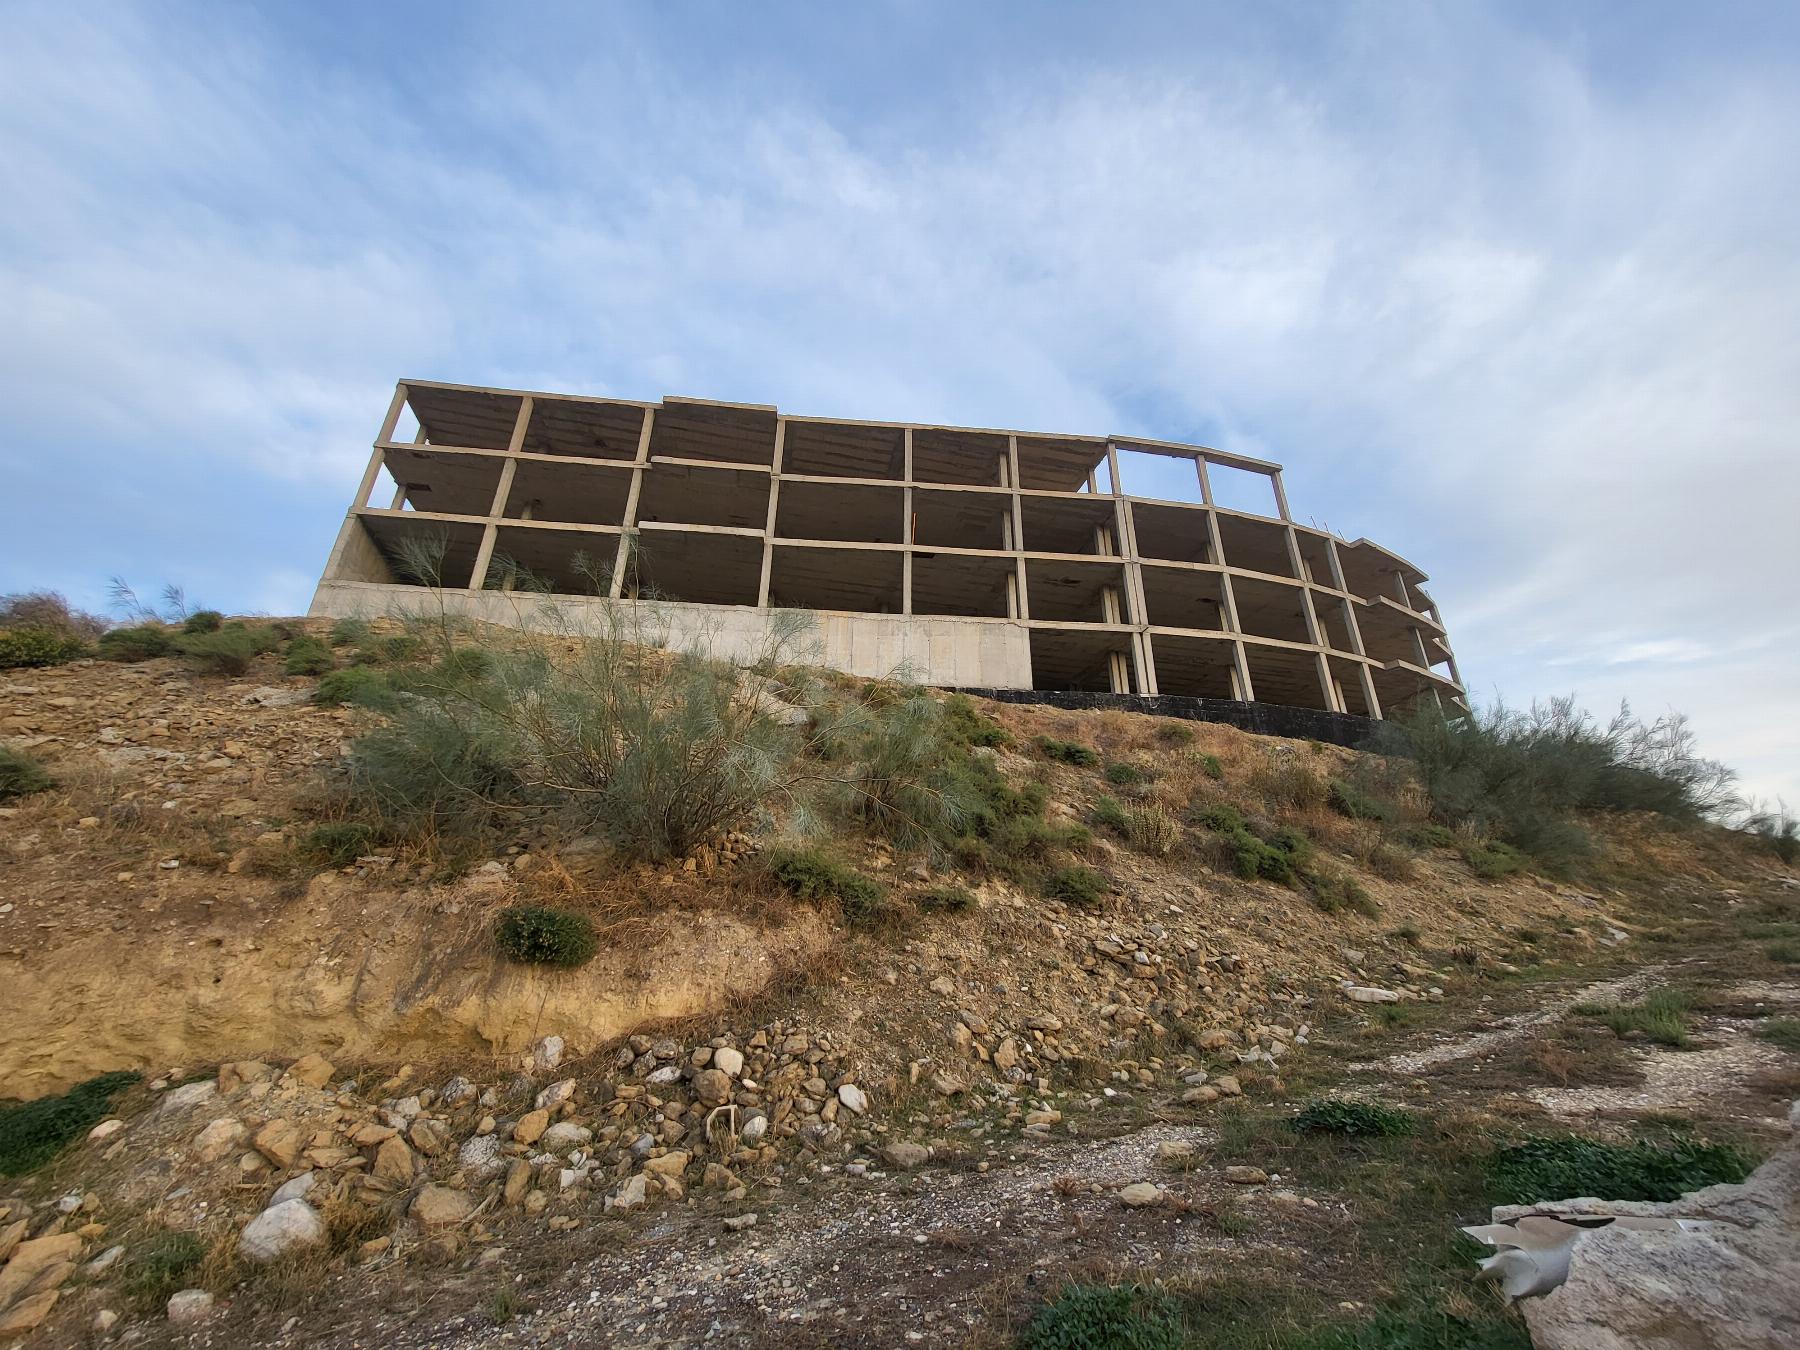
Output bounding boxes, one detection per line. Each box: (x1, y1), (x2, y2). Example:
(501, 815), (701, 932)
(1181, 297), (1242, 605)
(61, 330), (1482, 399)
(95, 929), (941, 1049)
(1285, 524), (1337, 711)
(1324, 537), (1382, 719)
(901, 427), (914, 616)
(469, 396), (531, 593)
(1007, 435), (1029, 621)
(611, 408), (655, 600)
(1272, 469), (1292, 521)
(756, 418), (788, 608)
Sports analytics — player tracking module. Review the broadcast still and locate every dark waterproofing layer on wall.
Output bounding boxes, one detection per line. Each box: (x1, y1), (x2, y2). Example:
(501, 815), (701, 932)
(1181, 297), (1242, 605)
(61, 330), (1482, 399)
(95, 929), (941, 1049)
(953, 689), (1388, 751)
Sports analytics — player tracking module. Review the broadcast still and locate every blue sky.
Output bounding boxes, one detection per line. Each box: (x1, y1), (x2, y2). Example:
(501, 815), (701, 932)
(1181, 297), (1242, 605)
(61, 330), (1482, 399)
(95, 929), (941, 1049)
(3, 1), (1797, 806)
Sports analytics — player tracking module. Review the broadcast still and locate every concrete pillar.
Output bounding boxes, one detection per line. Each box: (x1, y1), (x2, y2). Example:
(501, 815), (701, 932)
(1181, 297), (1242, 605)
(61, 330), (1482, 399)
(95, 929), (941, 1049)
(901, 427), (913, 616)
(469, 399), (531, 593)
(1324, 537), (1382, 720)
(611, 408), (654, 600)
(757, 417), (787, 608)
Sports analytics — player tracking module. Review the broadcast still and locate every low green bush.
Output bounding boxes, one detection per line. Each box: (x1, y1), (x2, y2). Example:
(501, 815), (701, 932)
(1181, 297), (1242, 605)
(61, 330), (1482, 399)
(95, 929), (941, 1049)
(916, 883), (975, 914)
(328, 617), (370, 647)
(352, 633), (424, 666)
(1463, 839), (1528, 880)
(766, 847), (888, 925)
(1602, 989), (1692, 1047)
(182, 609), (224, 633)
(301, 821), (380, 866)
(0, 1070), (141, 1174)
(1195, 752), (1224, 780)
(1019, 1283), (1181, 1350)
(283, 635), (335, 676)
(1328, 777), (1396, 822)
(943, 694), (1011, 747)
(315, 665), (397, 709)
(1033, 735), (1099, 767)
(98, 624), (175, 662)
(1754, 1018), (1800, 1052)
(0, 627), (89, 669)
(1090, 794), (1129, 833)
(1124, 804), (1180, 856)
(1308, 868), (1378, 917)
(1291, 1097), (1417, 1137)
(1485, 1134), (1753, 1205)
(176, 623), (280, 675)
(1155, 723), (1194, 746)
(1400, 822), (1458, 849)
(1767, 938), (1800, 965)
(0, 745), (54, 801)
(493, 905), (599, 968)
(1042, 864), (1108, 909)
(1105, 761), (1151, 787)
(121, 1230), (206, 1305)
(1201, 805), (1313, 884)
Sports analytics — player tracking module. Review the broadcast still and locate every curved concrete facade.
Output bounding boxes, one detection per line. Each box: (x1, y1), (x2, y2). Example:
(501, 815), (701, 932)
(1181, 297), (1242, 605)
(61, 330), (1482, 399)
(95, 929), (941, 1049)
(312, 380), (1466, 719)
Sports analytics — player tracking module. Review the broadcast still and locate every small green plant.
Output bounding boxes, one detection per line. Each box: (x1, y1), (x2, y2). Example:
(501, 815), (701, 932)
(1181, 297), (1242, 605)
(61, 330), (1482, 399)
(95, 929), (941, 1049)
(121, 1229), (207, 1306)
(1308, 868), (1378, 917)
(182, 609), (224, 633)
(353, 633), (424, 666)
(1124, 804), (1180, 856)
(0, 627), (89, 668)
(766, 847), (888, 924)
(1090, 794), (1129, 834)
(315, 665), (397, 709)
(1400, 822), (1457, 849)
(1155, 722), (1194, 746)
(1601, 989), (1693, 1047)
(1105, 761), (1151, 787)
(493, 905), (599, 968)
(98, 624), (175, 662)
(1767, 939), (1800, 964)
(1753, 1018), (1800, 1053)
(283, 635), (336, 676)
(1463, 839), (1527, 880)
(328, 617), (371, 647)
(301, 822), (381, 867)
(1195, 752), (1224, 780)
(943, 694), (1012, 748)
(0, 1069), (140, 1174)
(1042, 864), (1108, 909)
(488, 1285), (524, 1324)
(916, 883), (976, 914)
(0, 745), (54, 802)
(1327, 777), (1396, 822)
(1201, 805), (1313, 884)
(1291, 1097), (1416, 1137)
(1033, 735), (1099, 767)
(1485, 1134), (1753, 1205)
(176, 623), (279, 676)
(1019, 1283), (1181, 1350)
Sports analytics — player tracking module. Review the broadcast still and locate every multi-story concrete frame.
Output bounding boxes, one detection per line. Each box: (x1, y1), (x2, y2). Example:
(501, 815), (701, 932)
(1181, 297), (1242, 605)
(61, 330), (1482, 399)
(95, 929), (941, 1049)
(312, 380), (1466, 718)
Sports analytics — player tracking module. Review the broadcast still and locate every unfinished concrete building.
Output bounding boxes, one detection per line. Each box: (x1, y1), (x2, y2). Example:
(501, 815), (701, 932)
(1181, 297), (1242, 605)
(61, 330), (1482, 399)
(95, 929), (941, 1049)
(311, 380), (1466, 720)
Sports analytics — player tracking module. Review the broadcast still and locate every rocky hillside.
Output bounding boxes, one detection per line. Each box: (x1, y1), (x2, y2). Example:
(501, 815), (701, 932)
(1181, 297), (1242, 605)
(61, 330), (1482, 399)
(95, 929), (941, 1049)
(0, 628), (1792, 1347)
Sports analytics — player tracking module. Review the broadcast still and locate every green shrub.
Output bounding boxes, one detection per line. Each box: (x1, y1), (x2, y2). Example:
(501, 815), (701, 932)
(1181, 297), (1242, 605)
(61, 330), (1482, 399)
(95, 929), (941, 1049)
(0, 1070), (140, 1174)
(1124, 804), (1180, 856)
(98, 624), (175, 662)
(1042, 865), (1108, 909)
(431, 646), (492, 684)
(1090, 794), (1129, 834)
(175, 623), (279, 675)
(943, 694), (1011, 747)
(1019, 1283), (1181, 1350)
(0, 591), (107, 640)
(1033, 735), (1099, 767)
(1291, 1097), (1416, 1137)
(1308, 868), (1378, 917)
(1328, 778), (1396, 822)
(1463, 839), (1527, 880)
(1767, 939), (1800, 964)
(823, 689), (1001, 850)
(352, 633), (424, 666)
(493, 905), (598, 968)
(315, 665), (397, 709)
(1194, 752), (1224, 780)
(916, 883), (975, 914)
(1754, 1018), (1800, 1052)
(766, 847), (887, 924)
(1155, 723), (1194, 746)
(1602, 989), (1693, 1047)
(182, 609), (224, 633)
(283, 635), (335, 676)
(0, 746), (54, 801)
(1105, 761), (1151, 787)
(1485, 1134), (1753, 1205)
(329, 617), (371, 647)
(1744, 804), (1798, 865)
(1400, 822), (1457, 849)
(121, 1229), (206, 1305)
(0, 627), (89, 669)
(301, 822), (381, 866)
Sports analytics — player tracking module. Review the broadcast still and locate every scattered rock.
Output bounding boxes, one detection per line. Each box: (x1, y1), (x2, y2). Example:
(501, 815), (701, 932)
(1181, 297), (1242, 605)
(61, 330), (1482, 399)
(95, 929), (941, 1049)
(286, 1053), (336, 1088)
(541, 1122), (593, 1153)
(238, 1199), (326, 1262)
(166, 1289), (216, 1325)
(87, 1119), (125, 1143)
(611, 1175), (647, 1211)
(1120, 1182), (1164, 1207)
(270, 1172), (317, 1207)
(882, 1141), (930, 1169)
(532, 1036), (566, 1073)
(713, 1047), (745, 1078)
(1213, 1075), (1243, 1097)
(837, 1083), (869, 1115)
(693, 1069), (732, 1107)
(1344, 986), (1401, 1004)
(1224, 1166), (1268, 1185)
(410, 1186), (473, 1228)
(513, 1110), (550, 1145)
(1156, 1140), (1197, 1162)
(722, 1213), (758, 1232)
(373, 1136), (416, 1186)
(193, 1117), (246, 1164)
(157, 1081), (217, 1115)
(253, 1119), (303, 1169)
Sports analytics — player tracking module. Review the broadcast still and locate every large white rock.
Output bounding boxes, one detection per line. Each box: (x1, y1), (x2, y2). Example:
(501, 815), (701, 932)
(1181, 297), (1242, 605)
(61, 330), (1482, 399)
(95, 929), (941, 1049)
(237, 1199), (326, 1263)
(837, 1083), (869, 1115)
(166, 1289), (216, 1324)
(158, 1081), (218, 1114)
(270, 1171), (318, 1207)
(1343, 985), (1401, 1004)
(712, 1047), (745, 1078)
